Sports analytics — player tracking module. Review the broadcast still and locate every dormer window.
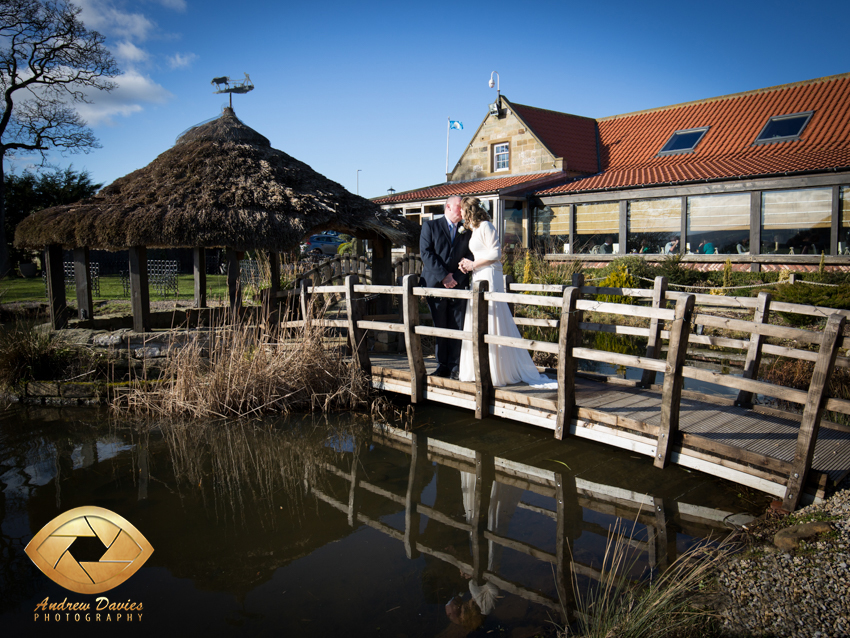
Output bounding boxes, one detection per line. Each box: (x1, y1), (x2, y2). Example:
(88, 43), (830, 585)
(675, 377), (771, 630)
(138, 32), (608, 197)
(658, 127), (708, 155)
(493, 142), (510, 171)
(754, 111), (813, 144)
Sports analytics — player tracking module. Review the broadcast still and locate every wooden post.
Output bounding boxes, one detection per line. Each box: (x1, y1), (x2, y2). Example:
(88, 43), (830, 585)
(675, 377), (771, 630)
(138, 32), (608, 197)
(472, 280), (492, 420)
(72, 247), (93, 322)
(226, 248), (241, 310)
(555, 471), (580, 625)
(347, 440), (362, 527)
(503, 273), (515, 315)
(44, 244), (67, 330)
(655, 294), (695, 469)
(736, 292), (771, 406)
(345, 274), (371, 376)
(404, 432), (427, 559)
(128, 246), (150, 333)
(555, 287), (579, 440)
(571, 273), (585, 349)
(298, 277), (311, 325)
(471, 451), (495, 582)
(193, 247), (207, 308)
(402, 274), (426, 402)
(639, 276), (668, 388)
(783, 313), (845, 510)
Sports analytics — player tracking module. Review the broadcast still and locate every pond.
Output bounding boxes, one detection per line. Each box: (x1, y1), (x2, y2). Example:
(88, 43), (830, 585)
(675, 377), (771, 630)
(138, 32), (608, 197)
(0, 403), (767, 637)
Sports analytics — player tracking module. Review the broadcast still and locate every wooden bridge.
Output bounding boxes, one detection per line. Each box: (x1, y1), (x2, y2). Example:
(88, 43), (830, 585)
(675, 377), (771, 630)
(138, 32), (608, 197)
(284, 267), (850, 511)
(309, 422), (757, 623)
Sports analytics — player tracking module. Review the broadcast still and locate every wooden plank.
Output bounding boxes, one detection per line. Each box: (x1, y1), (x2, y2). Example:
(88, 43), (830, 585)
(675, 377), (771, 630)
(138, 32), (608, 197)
(357, 320), (406, 333)
(514, 317), (560, 328)
(656, 294), (695, 468)
(784, 313), (846, 510)
(576, 299), (677, 321)
(345, 275), (371, 376)
(412, 287), (473, 300)
(572, 348), (668, 373)
(415, 325), (472, 341)
(485, 334), (560, 354)
(483, 529), (556, 563)
(681, 366), (809, 404)
(580, 322), (651, 337)
(73, 247), (93, 322)
(825, 397), (850, 416)
(695, 314), (821, 345)
(556, 287), (579, 440)
(736, 292), (771, 408)
(402, 275), (426, 403)
(579, 285), (655, 298)
(128, 246), (150, 333)
(353, 284), (399, 295)
(45, 244), (67, 330)
(472, 280), (493, 419)
(486, 291), (565, 308)
(417, 504), (473, 532)
(359, 480), (405, 504)
(193, 247), (207, 308)
(640, 276), (668, 389)
(575, 406), (659, 437)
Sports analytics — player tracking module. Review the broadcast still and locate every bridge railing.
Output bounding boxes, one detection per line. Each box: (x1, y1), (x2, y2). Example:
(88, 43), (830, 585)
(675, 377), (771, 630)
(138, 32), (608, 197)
(277, 273), (847, 510)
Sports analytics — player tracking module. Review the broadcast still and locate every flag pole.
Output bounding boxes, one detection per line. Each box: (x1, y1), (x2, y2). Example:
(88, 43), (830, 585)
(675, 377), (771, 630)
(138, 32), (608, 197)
(445, 117), (450, 178)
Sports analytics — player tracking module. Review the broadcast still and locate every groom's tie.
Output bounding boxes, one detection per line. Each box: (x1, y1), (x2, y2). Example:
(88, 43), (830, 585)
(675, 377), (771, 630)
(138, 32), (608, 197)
(449, 221), (456, 244)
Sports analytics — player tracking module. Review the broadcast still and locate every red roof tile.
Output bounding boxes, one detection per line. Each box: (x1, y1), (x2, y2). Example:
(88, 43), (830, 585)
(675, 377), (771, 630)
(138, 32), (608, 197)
(539, 74), (850, 195)
(373, 172), (560, 204)
(507, 99), (599, 174)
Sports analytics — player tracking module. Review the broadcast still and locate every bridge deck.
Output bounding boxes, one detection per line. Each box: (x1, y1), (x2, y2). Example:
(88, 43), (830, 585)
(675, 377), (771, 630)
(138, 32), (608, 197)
(370, 354), (850, 502)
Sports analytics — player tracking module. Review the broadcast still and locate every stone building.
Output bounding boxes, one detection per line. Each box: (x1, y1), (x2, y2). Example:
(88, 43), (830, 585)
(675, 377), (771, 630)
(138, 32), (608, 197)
(375, 72), (850, 272)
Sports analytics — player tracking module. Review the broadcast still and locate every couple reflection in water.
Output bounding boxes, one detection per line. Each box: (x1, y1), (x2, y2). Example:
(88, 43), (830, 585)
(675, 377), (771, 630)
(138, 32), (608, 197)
(419, 464), (522, 634)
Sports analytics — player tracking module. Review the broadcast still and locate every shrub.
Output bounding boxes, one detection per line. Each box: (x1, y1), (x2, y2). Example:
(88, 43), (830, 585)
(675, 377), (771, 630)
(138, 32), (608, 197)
(769, 283), (850, 326)
(0, 324), (101, 389)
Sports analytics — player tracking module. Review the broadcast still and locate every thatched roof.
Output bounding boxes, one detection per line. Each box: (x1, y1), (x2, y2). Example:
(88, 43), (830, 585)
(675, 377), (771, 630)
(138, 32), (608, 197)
(15, 107), (418, 251)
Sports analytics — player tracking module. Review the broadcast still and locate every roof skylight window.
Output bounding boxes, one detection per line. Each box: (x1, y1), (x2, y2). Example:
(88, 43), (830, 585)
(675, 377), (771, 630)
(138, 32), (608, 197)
(658, 127), (708, 155)
(754, 111), (813, 144)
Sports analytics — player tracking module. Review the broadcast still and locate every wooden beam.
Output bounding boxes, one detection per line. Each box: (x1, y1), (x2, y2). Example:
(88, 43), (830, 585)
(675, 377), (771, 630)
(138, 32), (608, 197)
(193, 247), (207, 308)
(402, 274), (426, 403)
(655, 294), (695, 468)
(472, 280), (493, 419)
(471, 452), (495, 582)
(640, 276), (668, 388)
(783, 313), (846, 510)
(345, 275), (371, 376)
(44, 244), (67, 330)
(555, 287), (579, 440)
(72, 247), (93, 322)
(226, 248), (241, 310)
(404, 433), (427, 559)
(128, 246), (150, 333)
(736, 292), (771, 406)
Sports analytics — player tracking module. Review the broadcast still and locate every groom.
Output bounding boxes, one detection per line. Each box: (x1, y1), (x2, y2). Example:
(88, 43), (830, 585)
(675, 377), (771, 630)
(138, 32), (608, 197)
(419, 195), (474, 379)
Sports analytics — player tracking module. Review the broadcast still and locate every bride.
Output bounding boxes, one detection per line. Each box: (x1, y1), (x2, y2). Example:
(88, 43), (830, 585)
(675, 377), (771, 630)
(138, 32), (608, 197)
(456, 197), (557, 389)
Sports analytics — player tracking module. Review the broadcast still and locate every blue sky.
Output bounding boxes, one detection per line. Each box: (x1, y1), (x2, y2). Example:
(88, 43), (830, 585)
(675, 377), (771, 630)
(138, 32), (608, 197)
(9, 0), (850, 199)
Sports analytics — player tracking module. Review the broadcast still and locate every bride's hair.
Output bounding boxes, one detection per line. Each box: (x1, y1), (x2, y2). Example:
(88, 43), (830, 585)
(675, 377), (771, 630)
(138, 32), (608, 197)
(461, 196), (490, 229)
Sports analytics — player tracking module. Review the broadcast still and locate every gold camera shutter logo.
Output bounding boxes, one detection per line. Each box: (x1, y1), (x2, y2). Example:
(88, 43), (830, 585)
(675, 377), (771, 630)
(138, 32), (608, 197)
(25, 506), (154, 595)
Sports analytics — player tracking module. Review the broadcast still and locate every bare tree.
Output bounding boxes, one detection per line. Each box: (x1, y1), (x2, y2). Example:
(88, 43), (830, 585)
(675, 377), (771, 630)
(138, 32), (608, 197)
(0, 0), (118, 275)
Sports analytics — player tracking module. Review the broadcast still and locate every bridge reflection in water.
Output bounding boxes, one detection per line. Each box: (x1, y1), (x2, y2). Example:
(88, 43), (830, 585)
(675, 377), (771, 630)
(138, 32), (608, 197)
(308, 420), (756, 627)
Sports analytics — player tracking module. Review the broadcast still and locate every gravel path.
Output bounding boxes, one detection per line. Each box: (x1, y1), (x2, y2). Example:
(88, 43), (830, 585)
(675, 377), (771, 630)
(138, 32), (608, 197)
(717, 480), (850, 637)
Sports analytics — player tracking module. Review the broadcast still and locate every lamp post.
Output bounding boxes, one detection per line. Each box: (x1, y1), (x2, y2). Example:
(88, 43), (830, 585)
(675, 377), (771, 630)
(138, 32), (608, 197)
(356, 169), (361, 195)
(489, 71), (500, 98)
(387, 187), (395, 196)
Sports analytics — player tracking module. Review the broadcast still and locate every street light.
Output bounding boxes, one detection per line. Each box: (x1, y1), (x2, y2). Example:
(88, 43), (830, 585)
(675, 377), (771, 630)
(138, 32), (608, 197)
(356, 169), (361, 195)
(489, 71), (500, 97)
(387, 187), (396, 196)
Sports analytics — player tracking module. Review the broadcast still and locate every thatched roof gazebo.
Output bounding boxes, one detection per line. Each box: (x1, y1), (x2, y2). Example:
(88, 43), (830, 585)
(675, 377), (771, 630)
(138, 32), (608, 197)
(15, 107), (418, 331)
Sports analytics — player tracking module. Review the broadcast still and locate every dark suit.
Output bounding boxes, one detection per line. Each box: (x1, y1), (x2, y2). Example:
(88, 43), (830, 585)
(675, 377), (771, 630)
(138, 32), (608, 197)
(419, 217), (474, 374)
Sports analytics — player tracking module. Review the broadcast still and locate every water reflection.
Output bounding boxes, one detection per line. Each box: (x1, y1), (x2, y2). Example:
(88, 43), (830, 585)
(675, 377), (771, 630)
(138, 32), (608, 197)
(0, 405), (761, 636)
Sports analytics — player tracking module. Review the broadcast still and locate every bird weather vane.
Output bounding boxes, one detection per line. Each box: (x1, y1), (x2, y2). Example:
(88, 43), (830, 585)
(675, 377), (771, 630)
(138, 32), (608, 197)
(211, 73), (255, 107)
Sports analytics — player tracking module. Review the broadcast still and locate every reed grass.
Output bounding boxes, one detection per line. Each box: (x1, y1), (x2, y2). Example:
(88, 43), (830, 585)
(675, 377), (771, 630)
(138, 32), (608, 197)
(112, 297), (372, 418)
(565, 516), (733, 638)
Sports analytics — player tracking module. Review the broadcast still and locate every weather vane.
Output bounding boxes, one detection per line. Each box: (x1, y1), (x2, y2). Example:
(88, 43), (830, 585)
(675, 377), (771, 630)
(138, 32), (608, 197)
(211, 73), (255, 108)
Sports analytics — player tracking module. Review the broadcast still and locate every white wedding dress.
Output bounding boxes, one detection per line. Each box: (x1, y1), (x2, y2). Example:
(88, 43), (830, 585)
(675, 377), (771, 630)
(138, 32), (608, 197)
(458, 222), (558, 389)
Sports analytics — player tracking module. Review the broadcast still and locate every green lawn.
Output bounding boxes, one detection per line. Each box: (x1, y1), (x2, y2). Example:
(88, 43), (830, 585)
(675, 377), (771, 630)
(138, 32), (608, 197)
(0, 274), (233, 303)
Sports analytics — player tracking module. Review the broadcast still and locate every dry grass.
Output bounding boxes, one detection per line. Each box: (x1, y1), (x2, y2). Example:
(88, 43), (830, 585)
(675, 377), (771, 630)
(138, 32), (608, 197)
(112, 298), (372, 418)
(565, 516), (734, 638)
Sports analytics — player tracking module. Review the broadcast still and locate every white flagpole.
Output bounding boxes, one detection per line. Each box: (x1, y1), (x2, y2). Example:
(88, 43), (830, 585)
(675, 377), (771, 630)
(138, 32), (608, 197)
(445, 117), (450, 178)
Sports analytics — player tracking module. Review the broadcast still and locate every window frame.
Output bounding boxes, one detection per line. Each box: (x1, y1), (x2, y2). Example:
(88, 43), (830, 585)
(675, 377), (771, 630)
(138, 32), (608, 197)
(492, 142), (510, 172)
(753, 111), (813, 145)
(657, 127), (709, 156)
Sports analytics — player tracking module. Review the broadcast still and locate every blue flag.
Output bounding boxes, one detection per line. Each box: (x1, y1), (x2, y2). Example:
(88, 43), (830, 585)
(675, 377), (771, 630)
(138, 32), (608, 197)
(449, 120), (463, 130)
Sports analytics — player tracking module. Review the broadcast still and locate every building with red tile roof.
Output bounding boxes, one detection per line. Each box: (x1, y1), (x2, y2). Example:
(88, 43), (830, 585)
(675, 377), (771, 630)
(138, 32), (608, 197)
(378, 73), (850, 271)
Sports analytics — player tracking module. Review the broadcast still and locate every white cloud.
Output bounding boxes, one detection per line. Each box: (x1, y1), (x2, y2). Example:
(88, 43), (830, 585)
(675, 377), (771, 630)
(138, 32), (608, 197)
(115, 41), (149, 64)
(168, 52), (198, 70)
(77, 70), (173, 126)
(154, 0), (188, 11)
(76, 0), (157, 42)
